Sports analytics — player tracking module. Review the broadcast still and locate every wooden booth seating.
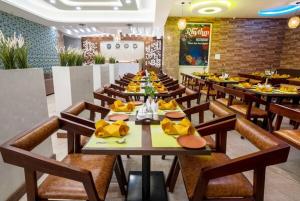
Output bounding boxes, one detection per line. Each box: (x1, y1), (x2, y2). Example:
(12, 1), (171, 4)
(213, 84), (243, 106)
(0, 117), (127, 201)
(177, 117), (290, 201)
(226, 87), (268, 122)
(269, 104), (300, 149)
(166, 101), (236, 192)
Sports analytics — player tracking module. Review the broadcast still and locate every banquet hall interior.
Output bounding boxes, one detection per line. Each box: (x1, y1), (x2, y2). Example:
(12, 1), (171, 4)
(0, 0), (300, 201)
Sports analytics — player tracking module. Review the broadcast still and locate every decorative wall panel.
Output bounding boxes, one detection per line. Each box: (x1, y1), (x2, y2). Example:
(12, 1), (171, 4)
(144, 38), (162, 68)
(0, 11), (59, 72)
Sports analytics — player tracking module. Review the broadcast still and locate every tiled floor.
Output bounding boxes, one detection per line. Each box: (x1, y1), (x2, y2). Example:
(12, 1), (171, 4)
(21, 95), (300, 201)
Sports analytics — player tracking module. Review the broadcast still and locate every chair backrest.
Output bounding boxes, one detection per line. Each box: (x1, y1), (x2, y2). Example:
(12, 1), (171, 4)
(169, 85), (186, 98)
(166, 83), (179, 91)
(269, 104), (300, 131)
(213, 84), (226, 98)
(225, 87), (256, 104)
(110, 83), (125, 91)
(94, 91), (117, 107)
(104, 87), (130, 101)
(209, 101), (234, 117)
(235, 117), (279, 150)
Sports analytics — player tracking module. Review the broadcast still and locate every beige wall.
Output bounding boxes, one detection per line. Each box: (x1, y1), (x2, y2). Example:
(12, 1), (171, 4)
(163, 17), (289, 78)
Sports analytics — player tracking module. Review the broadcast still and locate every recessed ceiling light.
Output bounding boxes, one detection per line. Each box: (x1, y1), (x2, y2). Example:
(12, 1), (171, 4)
(198, 7), (223, 14)
(191, 0), (231, 14)
(76, 6), (81, 10)
(86, 28), (91, 32)
(92, 27), (97, 31)
(51, 26), (56, 30)
(49, 0), (56, 4)
(73, 29), (79, 33)
(113, 6), (119, 10)
(79, 28), (85, 33)
(125, 0), (132, 4)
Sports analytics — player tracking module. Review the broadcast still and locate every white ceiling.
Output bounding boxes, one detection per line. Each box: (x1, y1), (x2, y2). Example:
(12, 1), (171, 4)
(170, 0), (298, 18)
(0, 0), (173, 37)
(0, 0), (298, 38)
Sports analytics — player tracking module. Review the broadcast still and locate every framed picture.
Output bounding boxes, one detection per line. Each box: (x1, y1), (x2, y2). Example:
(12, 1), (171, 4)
(179, 23), (212, 66)
(106, 44), (111, 49)
(115, 43), (120, 49)
(124, 43), (129, 48)
(133, 43), (138, 49)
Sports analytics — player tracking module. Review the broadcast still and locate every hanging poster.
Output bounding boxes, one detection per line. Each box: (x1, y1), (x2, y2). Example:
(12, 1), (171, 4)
(179, 23), (211, 66)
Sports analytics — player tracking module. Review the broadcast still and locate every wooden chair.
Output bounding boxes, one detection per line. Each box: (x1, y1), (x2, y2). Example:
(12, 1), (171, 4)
(168, 84), (186, 99)
(164, 80), (179, 87)
(176, 117), (290, 201)
(166, 83), (180, 91)
(108, 83), (125, 91)
(0, 117), (127, 201)
(94, 89), (117, 107)
(115, 79), (128, 87)
(181, 73), (189, 86)
(226, 87), (268, 123)
(61, 101), (129, 178)
(166, 101), (236, 192)
(103, 87), (131, 102)
(213, 84), (243, 106)
(197, 79), (217, 103)
(268, 104), (300, 149)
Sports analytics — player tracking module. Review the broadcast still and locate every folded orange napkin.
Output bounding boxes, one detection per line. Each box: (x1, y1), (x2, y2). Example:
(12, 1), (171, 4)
(133, 75), (142, 81)
(111, 100), (135, 112)
(95, 119), (129, 138)
(126, 83), (141, 92)
(160, 118), (195, 135)
(158, 99), (177, 110)
(238, 82), (252, 88)
(280, 85), (298, 93)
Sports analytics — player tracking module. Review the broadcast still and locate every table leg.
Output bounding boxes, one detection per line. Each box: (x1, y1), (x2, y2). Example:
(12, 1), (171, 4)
(142, 155), (151, 201)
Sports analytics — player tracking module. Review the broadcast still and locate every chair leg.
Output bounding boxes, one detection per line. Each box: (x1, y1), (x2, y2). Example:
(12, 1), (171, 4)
(166, 156), (177, 187)
(168, 160), (180, 192)
(114, 156), (127, 195)
(162, 155), (166, 160)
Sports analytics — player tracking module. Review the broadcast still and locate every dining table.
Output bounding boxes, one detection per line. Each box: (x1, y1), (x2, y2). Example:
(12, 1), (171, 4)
(82, 104), (211, 201)
(232, 84), (300, 127)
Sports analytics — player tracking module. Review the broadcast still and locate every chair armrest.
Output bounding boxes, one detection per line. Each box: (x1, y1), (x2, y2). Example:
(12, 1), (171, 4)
(196, 118), (236, 136)
(183, 102), (210, 116)
(176, 93), (198, 105)
(195, 114), (236, 129)
(60, 112), (95, 128)
(202, 145), (290, 180)
(59, 118), (95, 137)
(85, 102), (110, 116)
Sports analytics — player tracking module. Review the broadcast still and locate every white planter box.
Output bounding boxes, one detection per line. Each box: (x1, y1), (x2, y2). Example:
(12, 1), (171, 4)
(109, 63), (120, 84)
(92, 64), (109, 90)
(52, 66), (93, 113)
(0, 68), (53, 200)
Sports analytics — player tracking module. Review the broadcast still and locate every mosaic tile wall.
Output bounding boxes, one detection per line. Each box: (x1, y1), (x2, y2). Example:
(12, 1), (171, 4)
(164, 17), (287, 78)
(280, 26), (300, 69)
(0, 11), (59, 72)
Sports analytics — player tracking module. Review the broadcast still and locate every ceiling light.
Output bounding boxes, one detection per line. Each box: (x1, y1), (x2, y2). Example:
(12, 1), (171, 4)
(125, 0), (132, 4)
(51, 26), (56, 30)
(49, 0), (56, 4)
(66, 29), (72, 34)
(73, 29), (79, 33)
(288, 16), (300, 28)
(113, 6), (119, 10)
(191, 0), (231, 14)
(258, 4), (300, 17)
(177, 18), (187, 30)
(92, 27), (97, 32)
(86, 28), (91, 32)
(178, 2), (186, 30)
(76, 6), (81, 10)
(79, 28), (85, 33)
(198, 7), (222, 14)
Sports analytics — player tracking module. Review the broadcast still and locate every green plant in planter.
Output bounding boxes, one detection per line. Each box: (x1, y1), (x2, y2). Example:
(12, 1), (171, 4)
(144, 86), (156, 99)
(0, 31), (29, 69)
(108, 57), (116, 64)
(94, 53), (105, 64)
(56, 47), (84, 66)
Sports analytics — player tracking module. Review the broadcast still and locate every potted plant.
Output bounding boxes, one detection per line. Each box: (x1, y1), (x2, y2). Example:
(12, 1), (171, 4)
(92, 52), (109, 90)
(0, 31), (54, 199)
(52, 47), (93, 113)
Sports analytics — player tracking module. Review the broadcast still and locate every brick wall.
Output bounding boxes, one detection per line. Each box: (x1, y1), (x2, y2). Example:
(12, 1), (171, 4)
(163, 17), (287, 78)
(280, 27), (300, 69)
